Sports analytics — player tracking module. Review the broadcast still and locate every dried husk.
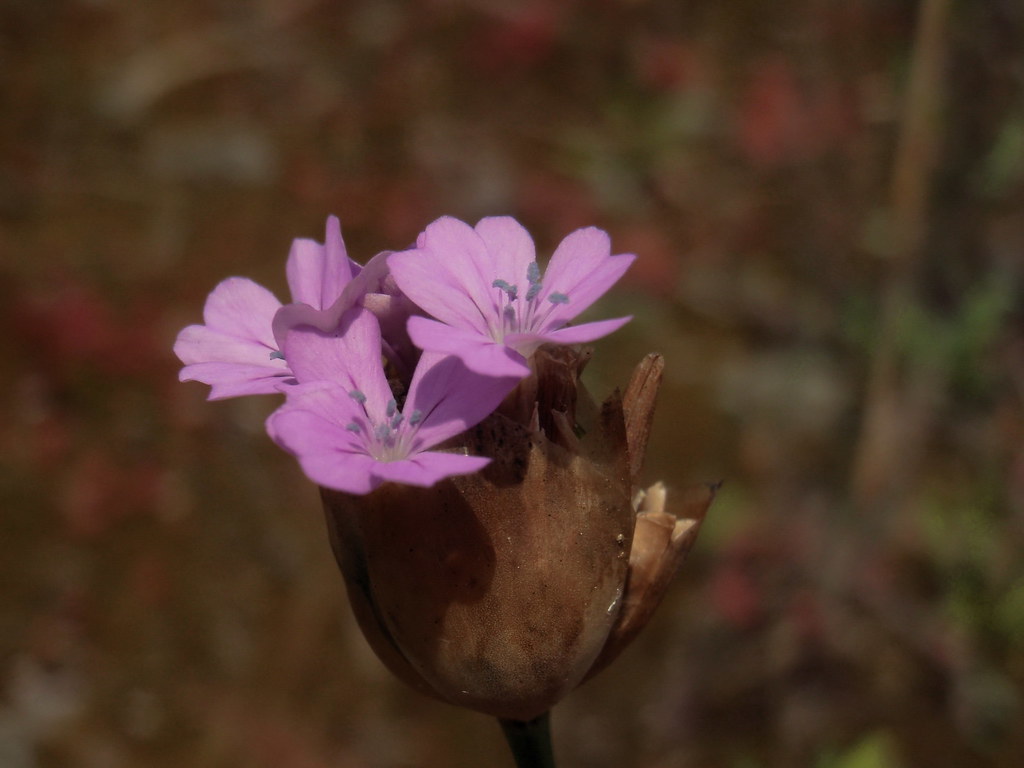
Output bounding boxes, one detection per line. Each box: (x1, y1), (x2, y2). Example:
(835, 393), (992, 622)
(320, 346), (712, 720)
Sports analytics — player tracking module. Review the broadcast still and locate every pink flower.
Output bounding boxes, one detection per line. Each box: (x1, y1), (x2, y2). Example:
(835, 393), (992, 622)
(174, 216), (366, 399)
(267, 308), (518, 494)
(387, 216), (635, 378)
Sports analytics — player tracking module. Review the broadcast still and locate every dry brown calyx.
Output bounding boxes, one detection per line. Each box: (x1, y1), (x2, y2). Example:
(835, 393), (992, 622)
(320, 345), (712, 720)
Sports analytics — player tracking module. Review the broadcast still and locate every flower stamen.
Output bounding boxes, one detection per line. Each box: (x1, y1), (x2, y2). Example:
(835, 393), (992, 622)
(492, 279), (518, 300)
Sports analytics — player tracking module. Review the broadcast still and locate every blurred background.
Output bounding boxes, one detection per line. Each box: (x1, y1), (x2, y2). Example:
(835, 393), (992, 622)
(2, 0), (1023, 766)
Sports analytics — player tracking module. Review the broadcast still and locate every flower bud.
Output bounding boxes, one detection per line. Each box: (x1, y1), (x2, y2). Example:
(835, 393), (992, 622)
(320, 346), (711, 721)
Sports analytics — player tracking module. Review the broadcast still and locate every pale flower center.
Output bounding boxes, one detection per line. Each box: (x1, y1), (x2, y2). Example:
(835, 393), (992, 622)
(489, 260), (569, 343)
(344, 391), (424, 462)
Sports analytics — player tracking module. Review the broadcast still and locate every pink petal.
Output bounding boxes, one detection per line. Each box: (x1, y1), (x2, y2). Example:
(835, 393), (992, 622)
(474, 216), (536, 292)
(505, 316), (633, 351)
(299, 452), (380, 495)
(321, 248), (392, 320)
(285, 216), (358, 310)
(174, 293), (290, 399)
(267, 402), (362, 456)
(174, 324), (278, 366)
(281, 308), (393, 412)
(267, 399), (380, 494)
(538, 227), (636, 329)
(407, 316), (530, 378)
(200, 277), (282, 348)
(179, 362), (292, 399)
(371, 452), (491, 487)
(404, 351), (520, 449)
(271, 302), (339, 350)
(285, 239), (327, 308)
(388, 217), (498, 335)
(272, 251), (393, 351)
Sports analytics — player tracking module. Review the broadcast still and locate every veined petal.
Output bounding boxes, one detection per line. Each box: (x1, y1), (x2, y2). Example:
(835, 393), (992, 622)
(272, 302), (340, 347)
(281, 308), (393, 412)
(388, 217), (497, 335)
(298, 452), (380, 495)
(370, 452), (491, 487)
(179, 362), (293, 400)
(404, 351), (520, 450)
(173, 278), (287, 399)
(267, 399), (365, 457)
(285, 239), (328, 308)
(285, 215), (358, 310)
(505, 316), (633, 352)
(174, 324), (279, 367)
(323, 248), (392, 320)
(539, 227), (636, 328)
(543, 253), (636, 330)
(174, 322), (290, 400)
(407, 316), (530, 378)
(272, 251), (393, 351)
(199, 277), (282, 349)
(273, 380), (373, 433)
(267, 393), (380, 494)
(474, 216), (536, 291)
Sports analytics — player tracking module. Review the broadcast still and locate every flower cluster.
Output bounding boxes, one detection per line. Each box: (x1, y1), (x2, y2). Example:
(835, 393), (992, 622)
(177, 214), (713, 728)
(175, 215), (635, 494)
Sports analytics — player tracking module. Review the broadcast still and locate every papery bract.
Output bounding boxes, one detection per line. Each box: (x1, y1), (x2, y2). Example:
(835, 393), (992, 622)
(267, 308), (519, 494)
(175, 216), (361, 399)
(388, 216), (636, 378)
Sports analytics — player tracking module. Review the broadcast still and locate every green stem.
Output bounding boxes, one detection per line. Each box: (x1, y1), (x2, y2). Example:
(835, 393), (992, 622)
(498, 712), (556, 768)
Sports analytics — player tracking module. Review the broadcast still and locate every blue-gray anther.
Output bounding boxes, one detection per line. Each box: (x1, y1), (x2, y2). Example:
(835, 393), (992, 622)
(375, 424), (391, 440)
(391, 413), (403, 429)
(386, 399), (397, 418)
(348, 390), (367, 404)
(526, 261), (541, 285)
(345, 422), (361, 433)
(269, 350), (285, 360)
(526, 282), (542, 302)
(408, 410), (424, 426)
(548, 292), (569, 305)
(492, 279), (519, 300)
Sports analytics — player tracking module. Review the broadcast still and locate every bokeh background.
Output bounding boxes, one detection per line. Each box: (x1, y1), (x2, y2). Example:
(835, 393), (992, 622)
(3, 1), (1024, 766)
